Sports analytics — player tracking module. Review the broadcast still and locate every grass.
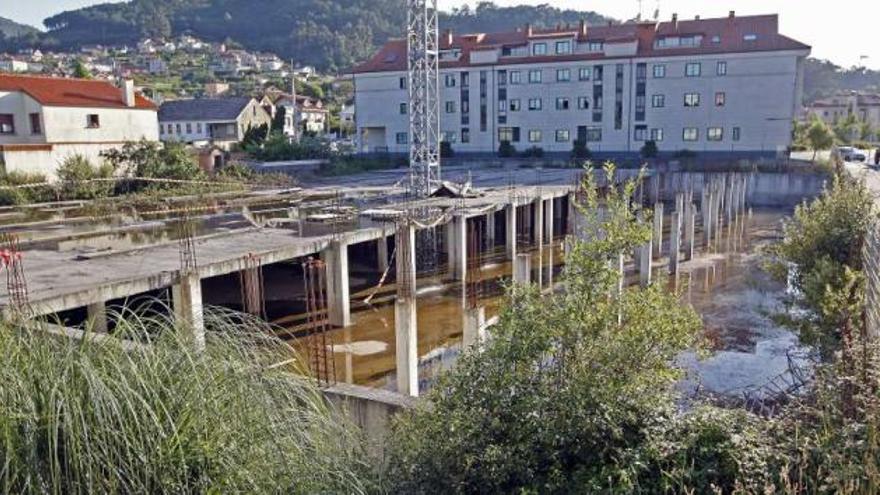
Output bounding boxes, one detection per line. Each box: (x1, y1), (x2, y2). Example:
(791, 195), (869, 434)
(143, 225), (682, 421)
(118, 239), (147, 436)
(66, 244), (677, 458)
(0, 306), (375, 494)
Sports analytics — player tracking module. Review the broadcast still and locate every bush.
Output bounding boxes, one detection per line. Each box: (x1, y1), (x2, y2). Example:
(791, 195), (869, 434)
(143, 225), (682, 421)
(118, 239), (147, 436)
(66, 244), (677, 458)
(0, 308), (375, 493)
(248, 133), (334, 162)
(0, 171), (52, 205)
(521, 145), (544, 158)
(56, 154), (114, 200)
(640, 140), (659, 158)
(498, 140), (516, 157)
(102, 140), (202, 182)
(440, 141), (454, 158)
(673, 149), (697, 159)
(571, 139), (591, 160)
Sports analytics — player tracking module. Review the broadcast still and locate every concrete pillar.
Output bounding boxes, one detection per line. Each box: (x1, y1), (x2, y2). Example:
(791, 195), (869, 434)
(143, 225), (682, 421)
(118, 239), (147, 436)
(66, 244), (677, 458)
(638, 236), (652, 288)
(448, 215), (467, 281)
(685, 207), (696, 261)
(486, 211), (496, 248)
(514, 253), (531, 284)
(377, 236), (389, 273)
(652, 202), (664, 258)
(545, 197), (555, 244)
(533, 199), (544, 287)
(462, 306), (486, 349)
(323, 240), (351, 327)
(394, 223), (418, 397)
(505, 203), (517, 260)
(87, 300), (108, 333)
(669, 211), (681, 276)
(172, 271), (205, 351)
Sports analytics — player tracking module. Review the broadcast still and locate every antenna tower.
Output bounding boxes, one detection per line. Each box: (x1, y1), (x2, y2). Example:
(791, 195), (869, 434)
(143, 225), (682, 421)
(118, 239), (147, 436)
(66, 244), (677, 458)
(407, 0), (441, 197)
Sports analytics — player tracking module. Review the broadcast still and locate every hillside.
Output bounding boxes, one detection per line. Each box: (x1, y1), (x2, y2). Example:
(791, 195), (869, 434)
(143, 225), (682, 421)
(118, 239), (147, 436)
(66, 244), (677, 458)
(803, 58), (880, 102)
(26, 0), (611, 71)
(0, 16), (39, 38)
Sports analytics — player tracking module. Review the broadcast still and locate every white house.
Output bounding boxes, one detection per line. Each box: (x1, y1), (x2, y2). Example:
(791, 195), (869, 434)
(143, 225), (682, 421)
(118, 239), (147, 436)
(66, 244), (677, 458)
(158, 97), (272, 149)
(0, 74), (159, 178)
(353, 13), (810, 157)
(0, 58), (29, 73)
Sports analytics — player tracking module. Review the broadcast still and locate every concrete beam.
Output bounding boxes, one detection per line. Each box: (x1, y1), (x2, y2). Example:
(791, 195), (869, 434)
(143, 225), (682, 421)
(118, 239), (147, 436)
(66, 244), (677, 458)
(323, 241), (351, 327)
(171, 272), (205, 351)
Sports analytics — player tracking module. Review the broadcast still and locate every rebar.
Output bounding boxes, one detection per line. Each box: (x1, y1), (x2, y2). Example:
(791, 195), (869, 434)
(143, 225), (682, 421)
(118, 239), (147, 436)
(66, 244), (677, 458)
(239, 253), (266, 318)
(302, 257), (336, 386)
(1, 233), (32, 318)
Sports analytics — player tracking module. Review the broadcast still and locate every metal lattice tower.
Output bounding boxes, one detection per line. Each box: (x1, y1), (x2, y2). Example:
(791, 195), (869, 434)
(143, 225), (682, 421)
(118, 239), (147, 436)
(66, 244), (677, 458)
(407, 0), (441, 197)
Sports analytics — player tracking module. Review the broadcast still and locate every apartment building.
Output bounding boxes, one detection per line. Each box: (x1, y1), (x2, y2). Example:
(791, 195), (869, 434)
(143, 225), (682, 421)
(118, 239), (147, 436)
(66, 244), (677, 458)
(352, 12), (810, 157)
(0, 74), (158, 178)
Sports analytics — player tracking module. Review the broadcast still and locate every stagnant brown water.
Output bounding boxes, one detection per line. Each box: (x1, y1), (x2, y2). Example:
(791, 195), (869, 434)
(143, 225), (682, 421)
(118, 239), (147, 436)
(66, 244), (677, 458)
(288, 208), (808, 396)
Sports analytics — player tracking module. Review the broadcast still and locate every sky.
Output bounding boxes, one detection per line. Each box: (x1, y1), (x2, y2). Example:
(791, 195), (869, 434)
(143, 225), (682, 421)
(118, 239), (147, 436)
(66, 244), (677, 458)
(4, 0), (879, 70)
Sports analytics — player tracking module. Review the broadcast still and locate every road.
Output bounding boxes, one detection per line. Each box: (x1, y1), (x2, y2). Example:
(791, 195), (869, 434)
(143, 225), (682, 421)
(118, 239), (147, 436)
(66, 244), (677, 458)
(845, 161), (880, 198)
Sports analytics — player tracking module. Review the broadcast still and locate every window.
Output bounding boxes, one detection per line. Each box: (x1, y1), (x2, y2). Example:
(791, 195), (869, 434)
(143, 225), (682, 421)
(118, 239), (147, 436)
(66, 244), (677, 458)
(186, 123), (192, 133)
(444, 74), (456, 87)
(556, 40), (572, 54)
(684, 93), (700, 107)
(532, 42), (547, 55)
(556, 97), (570, 110)
(634, 125), (647, 142)
(461, 99), (469, 113)
(197, 123), (203, 133)
(650, 128), (664, 141)
(461, 72), (470, 87)
(707, 127), (724, 141)
(441, 131), (458, 143)
(498, 115), (507, 124)
(509, 99), (521, 111)
(399, 103), (407, 114)
(732, 127), (741, 141)
(87, 114), (100, 128)
(588, 41), (603, 51)
(445, 101), (456, 113)
(556, 69), (570, 82)
(582, 126), (602, 142)
(176, 124), (182, 134)
(528, 70), (542, 83)
(396, 132), (408, 144)
(29, 113), (41, 134)
(683, 127), (699, 141)
(555, 129), (570, 142)
(743, 34), (758, 41)
(652, 94), (665, 108)
(497, 70), (507, 86)
(461, 128), (470, 143)
(653, 64), (666, 78)
(711, 35), (721, 44)
(510, 71), (522, 84)
(498, 127), (516, 143)
(716, 61), (727, 76)
(0, 114), (14, 134)
(715, 92), (726, 107)
(528, 129), (542, 142)
(399, 77), (407, 89)
(498, 100), (507, 112)
(577, 97), (590, 110)
(685, 63), (701, 77)
(528, 98), (542, 111)
(578, 67), (591, 81)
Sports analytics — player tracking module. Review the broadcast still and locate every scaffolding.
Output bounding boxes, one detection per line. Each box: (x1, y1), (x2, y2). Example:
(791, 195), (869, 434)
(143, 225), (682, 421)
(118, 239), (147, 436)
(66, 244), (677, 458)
(406, 0), (441, 197)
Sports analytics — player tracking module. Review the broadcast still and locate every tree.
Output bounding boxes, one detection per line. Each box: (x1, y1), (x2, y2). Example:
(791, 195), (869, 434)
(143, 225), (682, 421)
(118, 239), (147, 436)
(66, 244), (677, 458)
(101, 140), (201, 181)
(640, 140), (659, 158)
(806, 118), (835, 162)
(571, 138), (591, 160)
(271, 105), (287, 133)
(72, 59), (91, 79)
(387, 166), (703, 493)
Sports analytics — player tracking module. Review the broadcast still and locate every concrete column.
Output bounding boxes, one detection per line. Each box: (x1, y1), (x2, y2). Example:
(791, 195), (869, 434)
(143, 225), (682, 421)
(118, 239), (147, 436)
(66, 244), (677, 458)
(87, 300), (108, 333)
(513, 253), (531, 284)
(505, 203), (517, 261)
(377, 236), (389, 273)
(486, 211), (496, 248)
(462, 306), (486, 349)
(638, 235), (652, 288)
(449, 215), (467, 281)
(172, 271), (205, 351)
(533, 199), (544, 287)
(395, 223), (418, 397)
(669, 211), (681, 276)
(323, 240), (351, 327)
(652, 202), (664, 258)
(685, 207), (696, 261)
(545, 197), (555, 244)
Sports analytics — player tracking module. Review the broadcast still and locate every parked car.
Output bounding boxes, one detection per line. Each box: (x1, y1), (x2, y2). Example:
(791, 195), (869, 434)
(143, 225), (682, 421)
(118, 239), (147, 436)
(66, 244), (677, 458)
(834, 146), (867, 162)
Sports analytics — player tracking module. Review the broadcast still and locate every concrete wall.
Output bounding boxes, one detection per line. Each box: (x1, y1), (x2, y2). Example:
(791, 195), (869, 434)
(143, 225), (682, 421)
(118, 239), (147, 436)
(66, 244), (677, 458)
(322, 383), (416, 457)
(355, 49), (808, 155)
(42, 105), (158, 144)
(659, 171), (826, 206)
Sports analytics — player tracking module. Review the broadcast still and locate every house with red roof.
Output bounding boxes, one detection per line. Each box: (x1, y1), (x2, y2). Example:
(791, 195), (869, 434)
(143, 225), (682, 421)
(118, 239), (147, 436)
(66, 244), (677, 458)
(352, 12), (810, 158)
(0, 74), (158, 178)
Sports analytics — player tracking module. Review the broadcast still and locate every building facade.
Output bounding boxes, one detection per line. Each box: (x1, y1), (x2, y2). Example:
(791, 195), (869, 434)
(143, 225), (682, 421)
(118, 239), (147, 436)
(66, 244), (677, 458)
(806, 92), (880, 133)
(158, 97), (271, 149)
(0, 74), (158, 178)
(352, 13), (810, 157)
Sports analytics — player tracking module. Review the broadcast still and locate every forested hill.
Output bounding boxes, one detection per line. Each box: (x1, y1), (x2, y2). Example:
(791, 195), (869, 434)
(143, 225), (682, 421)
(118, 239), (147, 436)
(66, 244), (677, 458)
(0, 17), (39, 38)
(21, 0), (611, 71)
(803, 58), (880, 102)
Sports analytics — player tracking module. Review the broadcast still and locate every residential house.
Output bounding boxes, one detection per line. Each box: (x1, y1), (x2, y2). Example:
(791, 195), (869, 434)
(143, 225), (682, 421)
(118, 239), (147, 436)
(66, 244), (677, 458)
(353, 12), (810, 156)
(0, 58), (29, 73)
(146, 57), (168, 75)
(158, 97), (272, 149)
(0, 74), (158, 178)
(259, 54), (285, 72)
(268, 93), (329, 136)
(204, 82), (231, 97)
(806, 91), (880, 135)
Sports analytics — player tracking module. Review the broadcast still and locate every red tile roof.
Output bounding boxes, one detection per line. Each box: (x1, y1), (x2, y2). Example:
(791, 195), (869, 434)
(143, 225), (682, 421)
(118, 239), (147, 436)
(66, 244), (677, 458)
(353, 14), (810, 74)
(0, 74), (156, 110)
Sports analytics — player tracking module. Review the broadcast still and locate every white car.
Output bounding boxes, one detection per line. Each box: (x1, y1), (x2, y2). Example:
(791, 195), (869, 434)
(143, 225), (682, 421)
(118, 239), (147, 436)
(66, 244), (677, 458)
(835, 146), (867, 162)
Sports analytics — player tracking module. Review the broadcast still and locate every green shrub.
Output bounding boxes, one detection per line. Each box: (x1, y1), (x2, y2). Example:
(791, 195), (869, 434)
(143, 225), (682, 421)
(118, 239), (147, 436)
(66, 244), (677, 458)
(440, 141), (454, 158)
(0, 171), (51, 205)
(498, 140), (516, 157)
(248, 133), (334, 162)
(521, 145), (544, 158)
(56, 154), (114, 200)
(102, 140), (202, 183)
(640, 140), (659, 158)
(673, 149), (697, 159)
(571, 139), (591, 160)
(0, 308), (375, 493)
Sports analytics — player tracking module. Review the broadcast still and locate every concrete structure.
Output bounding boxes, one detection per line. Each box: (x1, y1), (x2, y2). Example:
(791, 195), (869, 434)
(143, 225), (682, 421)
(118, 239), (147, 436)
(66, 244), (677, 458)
(0, 74), (158, 178)
(353, 13), (810, 157)
(158, 97), (271, 149)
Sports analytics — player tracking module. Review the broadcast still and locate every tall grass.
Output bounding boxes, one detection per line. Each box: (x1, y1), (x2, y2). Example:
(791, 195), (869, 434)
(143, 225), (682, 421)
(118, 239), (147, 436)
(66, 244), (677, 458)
(0, 306), (375, 494)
